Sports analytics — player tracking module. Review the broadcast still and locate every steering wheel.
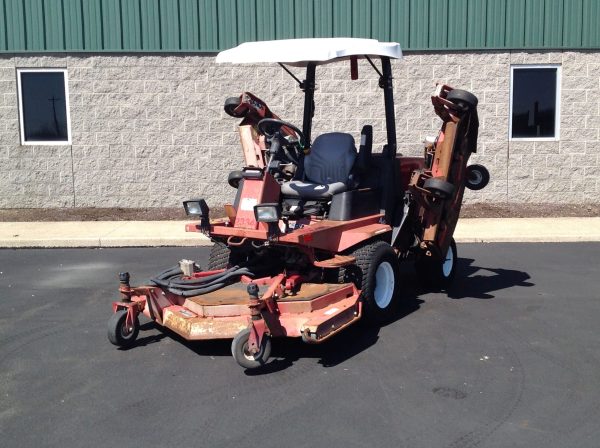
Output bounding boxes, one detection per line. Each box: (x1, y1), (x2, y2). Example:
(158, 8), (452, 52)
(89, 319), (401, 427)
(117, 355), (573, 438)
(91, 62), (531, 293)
(258, 118), (306, 147)
(257, 118), (307, 169)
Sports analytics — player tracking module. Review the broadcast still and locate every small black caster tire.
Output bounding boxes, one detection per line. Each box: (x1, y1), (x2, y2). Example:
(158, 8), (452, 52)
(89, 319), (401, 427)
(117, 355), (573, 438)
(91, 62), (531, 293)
(447, 89), (478, 110)
(424, 177), (455, 199)
(231, 328), (272, 369)
(465, 164), (490, 191)
(107, 310), (139, 348)
(224, 96), (245, 117)
(227, 170), (244, 188)
(415, 238), (458, 290)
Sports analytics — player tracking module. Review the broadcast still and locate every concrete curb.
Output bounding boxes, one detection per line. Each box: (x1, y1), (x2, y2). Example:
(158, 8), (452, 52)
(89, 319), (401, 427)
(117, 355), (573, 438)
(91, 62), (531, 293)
(0, 217), (599, 248)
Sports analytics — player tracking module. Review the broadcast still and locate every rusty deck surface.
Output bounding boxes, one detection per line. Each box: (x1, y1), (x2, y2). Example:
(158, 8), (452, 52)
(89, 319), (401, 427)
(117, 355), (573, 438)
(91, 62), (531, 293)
(185, 282), (348, 307)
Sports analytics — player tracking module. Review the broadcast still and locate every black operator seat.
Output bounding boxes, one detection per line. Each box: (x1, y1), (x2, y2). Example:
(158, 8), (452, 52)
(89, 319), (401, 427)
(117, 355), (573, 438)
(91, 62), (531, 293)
(280, 132), (357, 200)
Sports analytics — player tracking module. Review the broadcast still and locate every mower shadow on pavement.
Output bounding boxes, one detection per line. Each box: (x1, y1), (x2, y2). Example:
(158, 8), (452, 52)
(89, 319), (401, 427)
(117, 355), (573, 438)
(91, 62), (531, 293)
(118, 321), (167, 350)
(155, 280), (424, 374)
(445, 257), (534, 300)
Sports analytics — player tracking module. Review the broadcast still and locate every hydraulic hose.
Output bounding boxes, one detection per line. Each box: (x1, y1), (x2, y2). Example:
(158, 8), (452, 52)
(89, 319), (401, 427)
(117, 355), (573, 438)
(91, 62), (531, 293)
(149, 262), (257, 297)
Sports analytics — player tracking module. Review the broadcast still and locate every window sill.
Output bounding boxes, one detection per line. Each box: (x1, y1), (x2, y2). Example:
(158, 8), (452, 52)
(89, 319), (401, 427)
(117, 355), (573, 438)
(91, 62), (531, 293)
(21, 141), (72, 146)
(509, 137), (560, 142)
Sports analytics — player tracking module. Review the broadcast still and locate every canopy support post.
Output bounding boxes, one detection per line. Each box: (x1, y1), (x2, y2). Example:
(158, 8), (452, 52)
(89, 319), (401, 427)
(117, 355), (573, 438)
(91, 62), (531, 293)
(301, 62), (316, 149)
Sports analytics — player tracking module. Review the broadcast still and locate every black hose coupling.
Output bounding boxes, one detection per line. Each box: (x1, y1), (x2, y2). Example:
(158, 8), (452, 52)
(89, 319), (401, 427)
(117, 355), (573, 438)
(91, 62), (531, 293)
(119, 272), (131, 302)
(247, 282), (259, 299)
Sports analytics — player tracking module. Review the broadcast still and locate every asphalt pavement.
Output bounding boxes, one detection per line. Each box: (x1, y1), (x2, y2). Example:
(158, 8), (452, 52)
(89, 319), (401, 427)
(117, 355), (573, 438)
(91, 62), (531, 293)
(1, 244), (600, 448)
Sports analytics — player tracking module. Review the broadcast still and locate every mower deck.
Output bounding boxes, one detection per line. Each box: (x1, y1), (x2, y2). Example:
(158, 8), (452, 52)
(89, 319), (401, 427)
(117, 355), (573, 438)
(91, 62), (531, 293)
(156, 281), (360, 342)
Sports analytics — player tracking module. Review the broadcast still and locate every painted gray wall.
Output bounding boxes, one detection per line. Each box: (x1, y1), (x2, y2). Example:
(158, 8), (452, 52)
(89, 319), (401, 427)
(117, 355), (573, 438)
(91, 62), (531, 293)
(0, 51), (598, 208)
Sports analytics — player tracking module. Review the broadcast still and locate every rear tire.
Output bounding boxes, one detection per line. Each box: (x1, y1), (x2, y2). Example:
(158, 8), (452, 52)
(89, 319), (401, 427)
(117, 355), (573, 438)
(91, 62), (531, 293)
(344, 240), (401, 325)
(415, 238), (457, 289)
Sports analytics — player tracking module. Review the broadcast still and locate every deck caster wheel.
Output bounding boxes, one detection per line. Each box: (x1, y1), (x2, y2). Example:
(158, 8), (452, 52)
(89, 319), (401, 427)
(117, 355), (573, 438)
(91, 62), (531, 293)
(465, 164), (490, 190)
(107, 310), (139, 348)
(424, 177), (455, 199)
(231, 328), (272, 369)
(415, 238), (458, 290)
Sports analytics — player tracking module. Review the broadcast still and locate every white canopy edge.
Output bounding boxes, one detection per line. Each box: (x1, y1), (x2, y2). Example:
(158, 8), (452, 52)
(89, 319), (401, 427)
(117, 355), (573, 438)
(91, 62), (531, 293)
(215, 38), (402, 66)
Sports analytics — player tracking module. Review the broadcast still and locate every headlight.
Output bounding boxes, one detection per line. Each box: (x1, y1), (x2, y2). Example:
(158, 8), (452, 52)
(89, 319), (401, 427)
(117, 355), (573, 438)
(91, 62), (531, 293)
(254, 203), (281, 223)
(183, 199), (209, 217)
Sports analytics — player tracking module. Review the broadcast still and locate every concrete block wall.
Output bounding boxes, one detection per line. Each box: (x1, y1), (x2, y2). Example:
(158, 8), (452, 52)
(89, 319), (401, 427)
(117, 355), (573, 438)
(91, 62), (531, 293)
(0, 50), (598, 208)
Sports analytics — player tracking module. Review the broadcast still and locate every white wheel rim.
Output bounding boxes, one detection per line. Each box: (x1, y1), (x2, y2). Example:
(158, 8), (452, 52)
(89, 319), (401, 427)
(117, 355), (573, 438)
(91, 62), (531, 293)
(442, 246), (454, 277)
(374, 261), (395, 309)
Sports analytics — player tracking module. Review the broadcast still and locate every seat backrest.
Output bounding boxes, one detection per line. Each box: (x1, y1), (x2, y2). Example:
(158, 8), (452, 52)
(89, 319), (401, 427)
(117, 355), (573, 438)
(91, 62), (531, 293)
(304, 132), (356, 185)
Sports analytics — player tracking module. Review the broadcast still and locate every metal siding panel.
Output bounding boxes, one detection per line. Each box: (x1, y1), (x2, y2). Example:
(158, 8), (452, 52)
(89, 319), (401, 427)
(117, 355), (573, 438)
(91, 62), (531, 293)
(429, 0), (448, 48)
(5, 0), (27, 51)
(466, 0), (486, 48)
(314, 0), (333, 38)
(199, 0), (218, 50)
(409, 0), (428, 49)
(218, 0), (237, 48)
(352, 0), (370, 38)
(236, 0), (256, 43)
(24, 0), (45, 50)
(101, 0), (122, 50)
(295, 0), (314, 38)
(371, 0), (390, 42)
(524, 0), (544, 47)
(159, 0), (179, 49)
(485, 0), (506, 48)
(390, 0), (410, 47)
(562, 0), (582, 47)
(82, 0), (102, 50)
(141, 0), (160, 50)
(121, 0), (142, 50)
(333, 0), (352, 36)
(542, 0), (563, 47)
(447, 0), (467, 48)
(256, 0), (275, 41)
(505, 0), (525, 47)
(0, 0), (6, 50)
(275, 0), (294, 39)
(44, 0), (65, 50)
(582, 0), (600, 47)
(63, 0), (83, 50)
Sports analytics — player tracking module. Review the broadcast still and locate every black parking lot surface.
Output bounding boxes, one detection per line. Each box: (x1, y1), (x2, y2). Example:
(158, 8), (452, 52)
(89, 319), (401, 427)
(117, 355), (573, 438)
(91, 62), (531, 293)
(1, 244), (599, 448)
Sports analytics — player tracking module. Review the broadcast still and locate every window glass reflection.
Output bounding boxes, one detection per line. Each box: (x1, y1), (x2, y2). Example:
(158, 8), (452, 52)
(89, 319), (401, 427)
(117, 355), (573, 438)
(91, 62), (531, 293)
(20, 72), (69, 142)
(511, 68), (557, 138)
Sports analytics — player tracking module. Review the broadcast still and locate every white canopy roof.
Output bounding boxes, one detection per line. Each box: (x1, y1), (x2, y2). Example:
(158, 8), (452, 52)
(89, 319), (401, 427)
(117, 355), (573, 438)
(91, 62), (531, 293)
(215, 38), (402, 66)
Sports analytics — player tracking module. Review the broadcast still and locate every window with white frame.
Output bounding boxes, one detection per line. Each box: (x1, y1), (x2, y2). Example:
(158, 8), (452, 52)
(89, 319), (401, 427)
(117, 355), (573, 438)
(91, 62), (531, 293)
(510, 65), (561, 140)
(17, 69), (71, 145)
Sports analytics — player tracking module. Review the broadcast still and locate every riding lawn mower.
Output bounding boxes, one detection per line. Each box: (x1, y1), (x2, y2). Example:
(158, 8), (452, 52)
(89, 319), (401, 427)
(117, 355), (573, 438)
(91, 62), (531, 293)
(107, 38), (489, 369)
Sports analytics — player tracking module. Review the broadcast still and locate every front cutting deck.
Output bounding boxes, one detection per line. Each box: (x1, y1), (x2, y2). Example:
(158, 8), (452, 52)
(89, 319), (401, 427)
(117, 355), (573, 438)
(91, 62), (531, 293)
(160, 281), (361, 342)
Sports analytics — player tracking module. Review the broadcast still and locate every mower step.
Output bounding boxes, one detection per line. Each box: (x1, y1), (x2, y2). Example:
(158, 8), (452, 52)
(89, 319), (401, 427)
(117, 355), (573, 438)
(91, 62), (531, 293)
(313, 254), (356, 268)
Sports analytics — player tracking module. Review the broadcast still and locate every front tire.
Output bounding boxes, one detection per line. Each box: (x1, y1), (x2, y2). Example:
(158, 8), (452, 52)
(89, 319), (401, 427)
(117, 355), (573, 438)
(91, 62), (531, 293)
(107, 310), (139, 348)
(345, 240), (401, 325)
(231, 328), (272, 369)
(207, 241), (246, 270)
(415, 238), (458, 289)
